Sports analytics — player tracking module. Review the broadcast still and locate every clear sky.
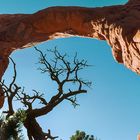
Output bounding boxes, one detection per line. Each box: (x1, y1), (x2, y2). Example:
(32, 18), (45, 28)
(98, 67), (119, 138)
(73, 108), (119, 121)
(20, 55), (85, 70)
(2, 0), (140, 140)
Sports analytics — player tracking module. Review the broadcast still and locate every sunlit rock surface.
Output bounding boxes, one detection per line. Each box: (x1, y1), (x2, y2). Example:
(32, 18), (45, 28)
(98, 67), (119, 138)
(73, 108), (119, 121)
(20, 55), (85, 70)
(137, 133), (140, 140)
(0, 0), (139, 107)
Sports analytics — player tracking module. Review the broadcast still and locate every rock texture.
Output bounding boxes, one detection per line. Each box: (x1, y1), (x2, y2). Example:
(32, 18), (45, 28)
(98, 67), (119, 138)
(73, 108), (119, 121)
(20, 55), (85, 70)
(137, 133), (140, 140)
(0, 0), (139, 107)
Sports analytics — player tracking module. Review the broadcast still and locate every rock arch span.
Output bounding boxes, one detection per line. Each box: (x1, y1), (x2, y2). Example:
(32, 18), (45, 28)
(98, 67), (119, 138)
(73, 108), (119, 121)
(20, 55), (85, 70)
(0, 0), (139, 107)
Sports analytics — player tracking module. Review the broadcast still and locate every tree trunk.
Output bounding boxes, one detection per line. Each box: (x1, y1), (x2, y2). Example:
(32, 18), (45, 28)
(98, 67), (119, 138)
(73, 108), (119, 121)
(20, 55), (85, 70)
(24, 115), (46, 140)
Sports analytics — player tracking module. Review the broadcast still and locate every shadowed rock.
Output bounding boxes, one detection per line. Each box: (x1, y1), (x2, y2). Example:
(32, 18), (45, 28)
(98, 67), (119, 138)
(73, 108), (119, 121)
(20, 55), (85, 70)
(0, 0), (139, 107)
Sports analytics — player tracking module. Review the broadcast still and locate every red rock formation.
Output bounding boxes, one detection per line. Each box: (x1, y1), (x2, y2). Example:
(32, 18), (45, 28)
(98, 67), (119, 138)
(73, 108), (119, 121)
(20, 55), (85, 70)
(137, 133), (140, 140)
(0, 0), (139, 107)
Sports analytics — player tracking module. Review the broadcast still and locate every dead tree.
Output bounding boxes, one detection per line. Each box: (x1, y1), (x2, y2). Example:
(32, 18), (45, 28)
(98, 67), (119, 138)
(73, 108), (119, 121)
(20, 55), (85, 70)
(0, 47), (91, 140)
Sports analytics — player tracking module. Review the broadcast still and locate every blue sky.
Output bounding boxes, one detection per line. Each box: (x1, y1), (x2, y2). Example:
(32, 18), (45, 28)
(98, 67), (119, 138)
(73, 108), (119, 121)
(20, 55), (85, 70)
(2, 0), (140, 140)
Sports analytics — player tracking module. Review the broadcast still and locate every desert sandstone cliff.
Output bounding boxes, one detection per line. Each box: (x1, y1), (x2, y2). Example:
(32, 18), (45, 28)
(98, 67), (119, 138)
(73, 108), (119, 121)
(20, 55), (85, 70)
(0, 0), (139, 107)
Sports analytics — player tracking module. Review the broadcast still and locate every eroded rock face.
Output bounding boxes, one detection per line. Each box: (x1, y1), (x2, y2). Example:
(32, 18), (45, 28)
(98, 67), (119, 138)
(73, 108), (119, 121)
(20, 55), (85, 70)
(0, 0), (139, 107)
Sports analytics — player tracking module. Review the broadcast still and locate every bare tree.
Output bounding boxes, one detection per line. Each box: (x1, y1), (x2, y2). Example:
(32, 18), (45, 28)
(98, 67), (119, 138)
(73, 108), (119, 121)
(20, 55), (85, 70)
(0, 47), (91, 140)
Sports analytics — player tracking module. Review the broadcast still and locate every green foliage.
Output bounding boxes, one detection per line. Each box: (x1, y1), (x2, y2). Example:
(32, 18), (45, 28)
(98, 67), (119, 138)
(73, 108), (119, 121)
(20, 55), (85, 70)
(13, 109), (27, 123)
(0, 109), (26, 140)
(70, 130), (97, 140)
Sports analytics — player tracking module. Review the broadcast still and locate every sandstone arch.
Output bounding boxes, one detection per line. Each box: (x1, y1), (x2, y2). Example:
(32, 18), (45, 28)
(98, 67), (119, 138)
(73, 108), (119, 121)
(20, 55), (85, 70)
(0, 0), (139, 107)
